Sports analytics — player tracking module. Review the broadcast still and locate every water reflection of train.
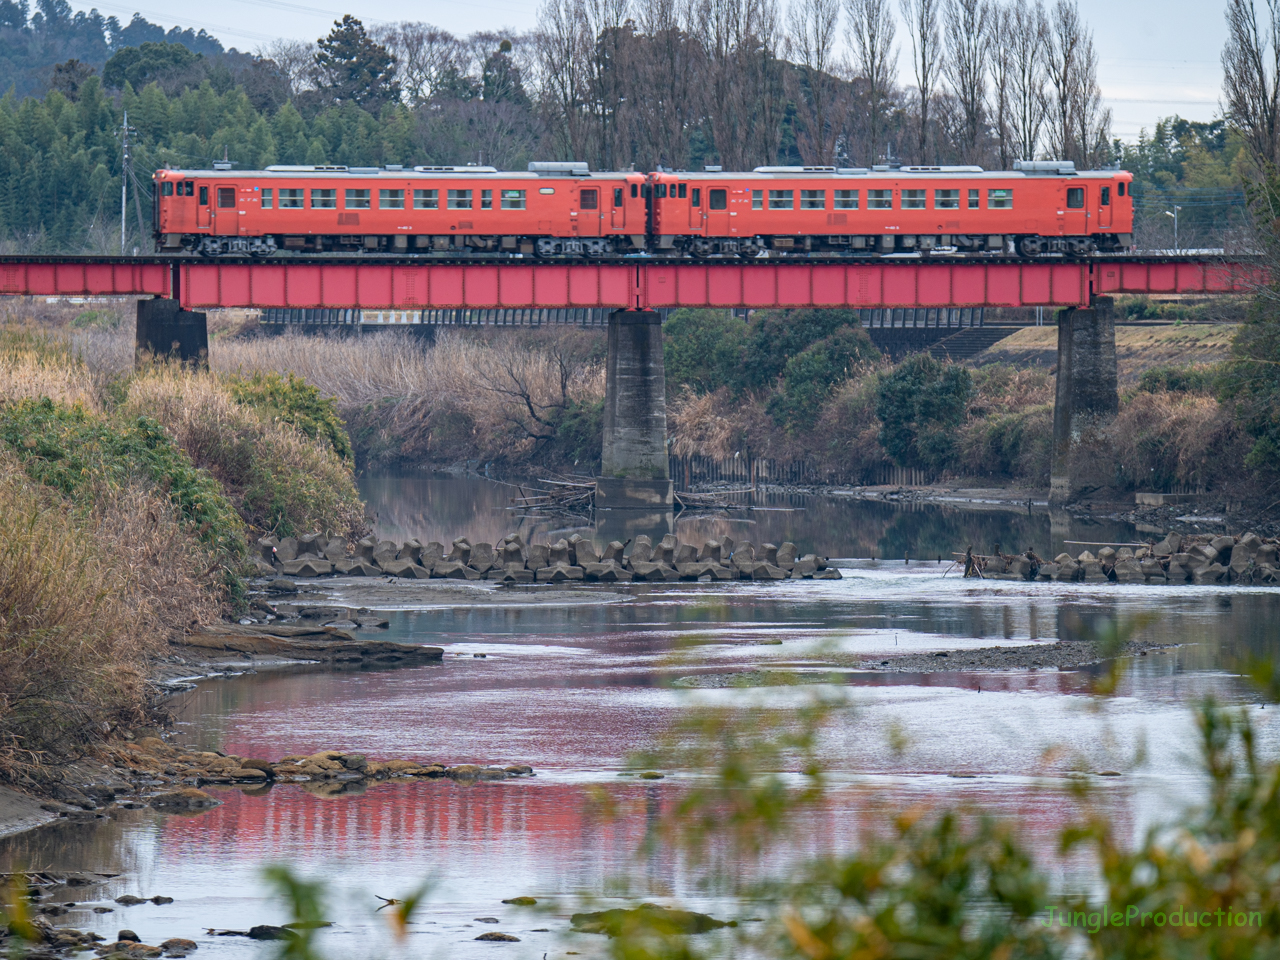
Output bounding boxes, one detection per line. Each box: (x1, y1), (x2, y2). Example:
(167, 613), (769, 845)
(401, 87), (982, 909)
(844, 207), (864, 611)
(153, 160), (1133, 260)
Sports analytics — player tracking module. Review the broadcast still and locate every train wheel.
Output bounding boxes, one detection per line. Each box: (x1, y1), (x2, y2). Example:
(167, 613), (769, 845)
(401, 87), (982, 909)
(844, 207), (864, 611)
(1017, 236), (1045, 258)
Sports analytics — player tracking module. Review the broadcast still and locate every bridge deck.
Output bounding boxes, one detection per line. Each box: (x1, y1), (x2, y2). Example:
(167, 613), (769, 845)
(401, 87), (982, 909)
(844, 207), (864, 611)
(0, 255), (1261, 309)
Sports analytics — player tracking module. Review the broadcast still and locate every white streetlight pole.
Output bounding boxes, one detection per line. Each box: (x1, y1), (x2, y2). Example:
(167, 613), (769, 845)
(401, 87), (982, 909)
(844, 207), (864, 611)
(1164, 205), (1182, 252)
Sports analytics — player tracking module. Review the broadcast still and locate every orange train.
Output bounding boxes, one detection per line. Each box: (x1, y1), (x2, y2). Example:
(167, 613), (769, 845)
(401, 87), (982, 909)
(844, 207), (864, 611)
(152, 160), (1133, 259)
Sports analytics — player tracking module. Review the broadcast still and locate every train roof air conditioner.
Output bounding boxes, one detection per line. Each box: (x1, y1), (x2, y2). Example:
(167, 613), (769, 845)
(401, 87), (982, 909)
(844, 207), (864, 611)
(528, 162), (590, 175)
(265, 165), (349, 172)
(753, 165), (837, 173)
(898, 165), (985, 173)
(1013, 160), (1076, 174)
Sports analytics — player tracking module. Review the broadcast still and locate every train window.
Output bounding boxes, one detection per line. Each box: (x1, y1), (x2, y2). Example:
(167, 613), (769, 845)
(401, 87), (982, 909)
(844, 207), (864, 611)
(1118, 182), (1126, 197)
(447, 189), (473, 209)
(834, 190), (858, 209)
(656, 184), (667, 198)
(691, 188), (700, 207)
(677, 183), (687, 199)
(310, 189), (336, 209)
(751, 189), (763, 210)
(261, 189), (273, 209)
(987, 188), (1013, 209)
(198, 186), (208, 205)
(481, 189), (493, 210)
(709, 189), (727, 210)
(414, 189), (438, 209)
(540, 187), (556, 195)
(217, 187), (236, 208)
(184, 181), (194, 196)
(868, 189), (892, 210)
(1066, 187), (1084, 208)
(279, 188), (303, 208)
(768, 190), (793, 210)
(614, 187), (624, 207)
(1100, 186), (1111, 206)
(934, 189), (959, 209)
(502, 189), (526, 210)
(161, 182), (174, 196)
(901, 189), (925, 209)
(968, 188), (979, 209)
(345, 189), (371, 209)
(380, 189), (405, 209)
(800, 190), (825, 210)
(631, 184), (638, 198)
(580, 189), (598, 209)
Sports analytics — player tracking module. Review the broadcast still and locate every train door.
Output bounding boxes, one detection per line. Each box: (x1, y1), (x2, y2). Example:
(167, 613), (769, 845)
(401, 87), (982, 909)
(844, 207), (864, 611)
(1063, 183), (1088, 236)
(212, 184), (239, 235)
(704, 185), (731, 236)
(575, 185), (601, 237)
(688, 184), (705, 233)
(196, 184), (211, 229)
(611, 183), (626, 230)
(1097, 184), (1113, 229)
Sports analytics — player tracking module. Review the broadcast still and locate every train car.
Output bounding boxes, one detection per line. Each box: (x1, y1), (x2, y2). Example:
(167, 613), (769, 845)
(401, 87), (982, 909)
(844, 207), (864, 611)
(153, 162), (649, 257)
(647, 162), (1133, 257)
(154, 160), (1132, 259)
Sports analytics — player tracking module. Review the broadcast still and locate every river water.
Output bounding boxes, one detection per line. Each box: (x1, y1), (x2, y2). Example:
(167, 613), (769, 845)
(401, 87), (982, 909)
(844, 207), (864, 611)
(3, 474), (1279, 959)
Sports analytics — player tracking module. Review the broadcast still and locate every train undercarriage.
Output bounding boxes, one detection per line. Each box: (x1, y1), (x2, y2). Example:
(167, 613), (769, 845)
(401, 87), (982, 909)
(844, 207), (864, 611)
(179, 231), (1132, 259)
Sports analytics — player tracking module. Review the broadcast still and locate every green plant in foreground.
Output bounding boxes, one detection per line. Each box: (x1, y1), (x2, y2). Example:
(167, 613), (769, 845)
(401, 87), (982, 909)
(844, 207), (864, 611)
(226, 371), (354, 463)
(0, 397), (244, 562)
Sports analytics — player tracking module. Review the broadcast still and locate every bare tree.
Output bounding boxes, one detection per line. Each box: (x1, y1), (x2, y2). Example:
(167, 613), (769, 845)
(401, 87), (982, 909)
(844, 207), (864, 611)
(844, 0), (897, 164)
(988, 2), (1014, 167)
(259, 39), (317, 95)
(1045, 0), (1081, 161)
(696, 0), (786, 168)
(1071, 29), (1110, 166)
(372, 23), (462, 104)
(1006, 0), (1047, 162)
(582, 0), (632, 170)
(1223, 0), (1280, 166)
(942, 0), (991, 164)
(786, 0), (845, 165)
(536, 0), (593, 161)
(629, 0), (705, 169)
(900, 0), (942, 162)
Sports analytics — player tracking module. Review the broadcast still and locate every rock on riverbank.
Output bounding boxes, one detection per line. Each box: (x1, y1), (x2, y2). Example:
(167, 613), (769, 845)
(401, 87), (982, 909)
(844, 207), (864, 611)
(249, 532), (842, 584)
(965, 532), (1280, 585)
(174, 623), (442, 664)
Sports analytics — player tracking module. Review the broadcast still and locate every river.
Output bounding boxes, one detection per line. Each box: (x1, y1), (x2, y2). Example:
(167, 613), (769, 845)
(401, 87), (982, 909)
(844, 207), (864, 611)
(3, 473), (1278, 959)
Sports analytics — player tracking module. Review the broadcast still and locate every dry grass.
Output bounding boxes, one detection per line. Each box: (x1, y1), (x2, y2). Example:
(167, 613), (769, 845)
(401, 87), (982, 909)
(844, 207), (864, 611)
(122, 366), (366, 537)
(667, 388), (746, 459)
(0, 454), (208, 779)
(0, 344), (99, 410)
(1109, 392), (1249, 490)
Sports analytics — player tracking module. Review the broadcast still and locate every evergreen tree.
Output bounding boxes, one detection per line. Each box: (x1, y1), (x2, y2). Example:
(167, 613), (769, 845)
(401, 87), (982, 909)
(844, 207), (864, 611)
(314, 15), (399, 112)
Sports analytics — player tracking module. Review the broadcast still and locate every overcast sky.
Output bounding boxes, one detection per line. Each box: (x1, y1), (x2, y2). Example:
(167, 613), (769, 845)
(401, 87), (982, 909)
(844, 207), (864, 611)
(73, 0), (1227, 141)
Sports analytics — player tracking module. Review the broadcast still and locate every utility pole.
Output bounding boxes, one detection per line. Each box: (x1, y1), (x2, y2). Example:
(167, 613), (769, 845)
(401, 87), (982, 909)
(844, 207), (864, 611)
(120, 110), (130, 256)
(1164, 205), (1181, 252)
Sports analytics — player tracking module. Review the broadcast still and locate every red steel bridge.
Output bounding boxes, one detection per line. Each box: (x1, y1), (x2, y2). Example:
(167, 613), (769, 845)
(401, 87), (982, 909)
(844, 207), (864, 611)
(0, 254), (1263, 309)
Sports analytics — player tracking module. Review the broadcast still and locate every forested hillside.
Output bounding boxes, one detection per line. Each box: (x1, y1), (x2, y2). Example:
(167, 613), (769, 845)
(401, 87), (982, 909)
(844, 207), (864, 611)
(0, 0), (1248, 253)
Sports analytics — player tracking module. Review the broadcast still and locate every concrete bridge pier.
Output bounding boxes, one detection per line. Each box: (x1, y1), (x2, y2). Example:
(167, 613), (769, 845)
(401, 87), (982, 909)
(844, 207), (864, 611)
(135, 297), (208, 368)
(596, 309), (674, 514)
(1049, 297), (1118, 504)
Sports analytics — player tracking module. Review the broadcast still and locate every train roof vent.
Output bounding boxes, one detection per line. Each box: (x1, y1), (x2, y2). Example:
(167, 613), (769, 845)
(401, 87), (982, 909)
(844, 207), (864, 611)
(704, 165), (722, 172)
(528, 161), (590, 175)
(413, 165), (500, 173)
(899, 165), (985, 173)
(753, 165), (837, 173)
(265, 165), (349, 172)
(212, 161), (233, 171)
(349, 166), (381, 174)
(1013, 160), (1076, 174)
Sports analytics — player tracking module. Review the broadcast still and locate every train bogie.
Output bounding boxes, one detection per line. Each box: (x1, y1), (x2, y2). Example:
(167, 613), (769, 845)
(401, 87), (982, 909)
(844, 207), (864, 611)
(153, 161), (1133, 260)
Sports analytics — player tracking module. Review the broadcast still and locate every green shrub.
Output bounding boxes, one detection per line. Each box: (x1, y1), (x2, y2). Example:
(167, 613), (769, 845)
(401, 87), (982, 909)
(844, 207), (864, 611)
(741, 308), (871, 392)
(70, 309), (120, 330)
(542, 397), (604, 467)
(958, 406), (1054, 481)
(0, 397), (244, 562)
(1136, 364), (1215, 394)
(663, 309), (748, 395)
(876, 355), (974, 472)
(226, 371), (353, 463)
(768, 325), (878, 430)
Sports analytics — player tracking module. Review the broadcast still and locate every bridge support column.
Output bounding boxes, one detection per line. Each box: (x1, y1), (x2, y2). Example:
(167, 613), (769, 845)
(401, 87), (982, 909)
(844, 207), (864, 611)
(135, 297), (208, 369)
(1050, 297), (1118, 504)
(596, 309), (673, 512)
